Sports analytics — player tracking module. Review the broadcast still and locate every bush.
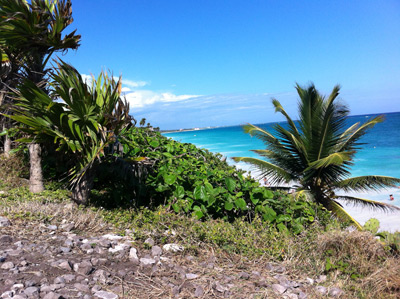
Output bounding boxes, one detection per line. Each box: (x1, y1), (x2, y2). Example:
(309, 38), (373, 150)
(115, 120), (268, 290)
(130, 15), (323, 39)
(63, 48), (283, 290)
(98, 127), (333, 235)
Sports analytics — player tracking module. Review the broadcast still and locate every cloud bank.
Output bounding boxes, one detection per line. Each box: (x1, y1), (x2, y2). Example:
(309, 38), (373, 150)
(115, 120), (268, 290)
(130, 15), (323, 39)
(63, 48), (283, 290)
(81, 73), (199, 109)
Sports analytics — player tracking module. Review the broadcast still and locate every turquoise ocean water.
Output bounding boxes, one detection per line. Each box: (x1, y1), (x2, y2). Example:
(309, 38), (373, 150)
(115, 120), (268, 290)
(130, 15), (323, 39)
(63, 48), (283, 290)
(164, 112), (400, 230)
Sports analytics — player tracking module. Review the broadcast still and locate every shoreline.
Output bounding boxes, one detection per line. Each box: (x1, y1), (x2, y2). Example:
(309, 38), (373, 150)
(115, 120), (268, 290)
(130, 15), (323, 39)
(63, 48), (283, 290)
(245, 165), (400, 233)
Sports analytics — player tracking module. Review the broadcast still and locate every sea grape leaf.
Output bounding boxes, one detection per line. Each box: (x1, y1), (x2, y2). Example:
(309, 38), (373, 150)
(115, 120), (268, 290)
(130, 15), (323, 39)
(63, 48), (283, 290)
(207, 196), (216, 207)
(204, 182), (214, 194)
(150, 140), (159, 147)
(277, 214), (292, 223)
(163, 174), (177, 185)
(235, 198), (247, 210)
(225, 177), (236, 193)
(172, 203), (180, 213)
(194, 186), (207, 200)
(262, 207), (277, 222)
(264, 190), (274, 199)
(224, 201), (234, 211)
(193, 210), (204, 219)
(166, 143), (174, 153)
(277, 223), (289, 234)
(174, 185), (185, 198)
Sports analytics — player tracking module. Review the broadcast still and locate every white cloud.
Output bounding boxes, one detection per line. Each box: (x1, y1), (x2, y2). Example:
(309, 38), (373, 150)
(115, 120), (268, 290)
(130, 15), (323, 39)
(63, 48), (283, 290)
(123, 90), (199, 108)
(121, 87), (131, 92)
(81, 73), (197, 109)
(115, 77), (148, 88)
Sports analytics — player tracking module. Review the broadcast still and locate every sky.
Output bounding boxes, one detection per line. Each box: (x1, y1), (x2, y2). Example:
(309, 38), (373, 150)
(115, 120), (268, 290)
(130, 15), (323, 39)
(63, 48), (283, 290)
(62, 0), (400, 130)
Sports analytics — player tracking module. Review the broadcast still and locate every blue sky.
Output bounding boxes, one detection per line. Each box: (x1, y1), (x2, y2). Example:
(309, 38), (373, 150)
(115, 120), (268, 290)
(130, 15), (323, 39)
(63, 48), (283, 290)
(63, 0), (400, 129)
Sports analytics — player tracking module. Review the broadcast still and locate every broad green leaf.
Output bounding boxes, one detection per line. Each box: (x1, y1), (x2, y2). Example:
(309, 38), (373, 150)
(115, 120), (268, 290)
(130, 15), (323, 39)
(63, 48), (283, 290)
(225, 177), (236, 193)
(174, 185), (185, 198)
(172, 203), (180, 213)
(224, 201), (234, 211)
(163, 174), (177, 185)
(276, 214), (292, 223)
(193, 210), (204, 219)
(204, 182), (214, 194)
(194, 186), (207, 200)
(207, 196), (216, 207)
(235, 198), (247, 210)
(277, 223), (289, 234)
(264, 190), (274, 199)
(150, 140), (159, 147)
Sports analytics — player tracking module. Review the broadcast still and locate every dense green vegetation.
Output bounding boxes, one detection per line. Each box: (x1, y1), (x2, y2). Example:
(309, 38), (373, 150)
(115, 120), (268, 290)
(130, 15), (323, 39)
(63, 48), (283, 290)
(233, 84), (400, 229)
(98, 127), (331, 234)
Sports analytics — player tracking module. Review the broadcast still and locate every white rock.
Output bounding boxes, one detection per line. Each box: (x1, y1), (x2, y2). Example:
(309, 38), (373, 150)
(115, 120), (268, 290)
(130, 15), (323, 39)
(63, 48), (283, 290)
(1, 291), (14, 299)
(101, 234), (123, 241)
(109, 243), (130, 253)
(316, 285), (327, 295)
(163, 243), (184, 252)
(139, 258), (156, 266)
(11, 284), (24, 290)
(129, 248), (138, 260)
(1, 261), (14, 269)
(0, 217), (11, 227)
(186, 273), (199, 280)
(329, 287), (343, 297)
(94, 291), (118, 299)
(272, 284), (287, 294)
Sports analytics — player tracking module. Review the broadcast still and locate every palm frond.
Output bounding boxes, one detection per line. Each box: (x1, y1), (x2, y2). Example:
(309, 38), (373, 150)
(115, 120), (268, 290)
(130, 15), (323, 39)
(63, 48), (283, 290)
(335, 195), (400, 212)
(335, 176), (400, 192)
(306, 152), (352, 170)
(231, 156), (292, 184)
(336, 115), (384, 152)
(271, 98), (300, 137)
(327, 199), (363, 230)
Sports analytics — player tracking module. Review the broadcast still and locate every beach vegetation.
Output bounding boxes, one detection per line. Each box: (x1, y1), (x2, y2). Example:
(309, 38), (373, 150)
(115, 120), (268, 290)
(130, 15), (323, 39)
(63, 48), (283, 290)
(232, 83), (400, 229)
(93, 126), (332, 234)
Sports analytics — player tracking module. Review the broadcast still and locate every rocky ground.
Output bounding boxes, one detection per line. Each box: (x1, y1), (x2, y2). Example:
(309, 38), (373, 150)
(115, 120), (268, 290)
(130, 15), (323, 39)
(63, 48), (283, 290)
(0, 214), (344, 299)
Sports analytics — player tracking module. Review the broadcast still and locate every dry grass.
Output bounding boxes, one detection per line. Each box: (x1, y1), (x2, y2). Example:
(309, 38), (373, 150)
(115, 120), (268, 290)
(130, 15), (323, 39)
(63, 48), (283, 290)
(0, 194), (111, 234)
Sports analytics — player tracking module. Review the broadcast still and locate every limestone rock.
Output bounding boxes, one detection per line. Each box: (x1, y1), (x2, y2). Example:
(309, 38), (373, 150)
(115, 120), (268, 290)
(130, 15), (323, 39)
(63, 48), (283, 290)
(94, 291), (118, 299)
(144, 237), (155, 247)
(163, 243), (184, 253)
(0, 216), (11, 227)
(272, 284), (287, 294)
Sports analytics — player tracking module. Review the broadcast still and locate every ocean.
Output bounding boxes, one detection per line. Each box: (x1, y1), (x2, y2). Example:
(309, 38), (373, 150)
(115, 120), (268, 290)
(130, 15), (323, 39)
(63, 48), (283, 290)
(163, 112), (400, 232)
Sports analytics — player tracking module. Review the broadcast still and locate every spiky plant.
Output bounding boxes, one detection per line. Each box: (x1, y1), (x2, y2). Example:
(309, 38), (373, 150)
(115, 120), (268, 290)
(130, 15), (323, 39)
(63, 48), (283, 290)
(233, 83), (400, 229)
(8, 61), (134, 205)
(0, 0), (81, 192)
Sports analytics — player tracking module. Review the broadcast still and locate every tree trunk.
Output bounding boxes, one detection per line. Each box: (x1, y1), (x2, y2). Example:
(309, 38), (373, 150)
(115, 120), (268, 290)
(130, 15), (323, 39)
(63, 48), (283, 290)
(71, 170), (94, 205)
(4, 134), (11, 157)
(29, 143), (44, 193)
(2, 124), (11, 157)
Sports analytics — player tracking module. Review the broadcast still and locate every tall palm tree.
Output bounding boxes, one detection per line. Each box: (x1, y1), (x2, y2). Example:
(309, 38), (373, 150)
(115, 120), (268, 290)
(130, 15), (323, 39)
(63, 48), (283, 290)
(9, 61), (134, 205)
(233, 83), (400, 229)
(0, 0), (80, 192)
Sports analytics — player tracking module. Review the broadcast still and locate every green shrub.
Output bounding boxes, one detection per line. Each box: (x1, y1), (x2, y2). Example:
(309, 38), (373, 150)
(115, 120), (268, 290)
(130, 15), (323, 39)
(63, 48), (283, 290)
(102, 127), (333, 235)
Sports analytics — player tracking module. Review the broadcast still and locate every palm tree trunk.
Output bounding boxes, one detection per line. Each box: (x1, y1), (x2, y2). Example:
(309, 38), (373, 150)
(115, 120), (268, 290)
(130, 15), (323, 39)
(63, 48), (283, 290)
(71, 170), (94, 205)
(4, 134), (11, 157)
(29, 143), (44, 193)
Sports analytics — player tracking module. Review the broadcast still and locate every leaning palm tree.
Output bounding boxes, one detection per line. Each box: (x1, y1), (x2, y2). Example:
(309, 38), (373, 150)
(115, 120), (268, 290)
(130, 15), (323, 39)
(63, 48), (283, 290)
(233, 83), (400, 229)
(0, 0), (81, 192)
(8, 61), (134, 205)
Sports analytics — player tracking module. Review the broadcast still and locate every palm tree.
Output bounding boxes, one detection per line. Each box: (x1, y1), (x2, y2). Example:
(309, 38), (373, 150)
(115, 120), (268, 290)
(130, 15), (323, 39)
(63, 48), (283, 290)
(0, 0), (81, 192)
(233, 83), (400, 229)
(9, 61), (134, 205)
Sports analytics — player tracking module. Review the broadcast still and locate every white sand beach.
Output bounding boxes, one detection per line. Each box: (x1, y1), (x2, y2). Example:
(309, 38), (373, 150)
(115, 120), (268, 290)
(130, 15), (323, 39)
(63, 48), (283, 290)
(338, 188), (400, 233)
